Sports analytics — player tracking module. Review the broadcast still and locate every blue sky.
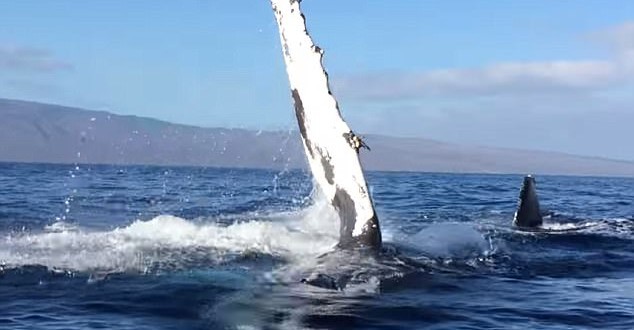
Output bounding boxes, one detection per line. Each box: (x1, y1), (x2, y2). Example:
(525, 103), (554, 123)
(1, 0), (633, 160)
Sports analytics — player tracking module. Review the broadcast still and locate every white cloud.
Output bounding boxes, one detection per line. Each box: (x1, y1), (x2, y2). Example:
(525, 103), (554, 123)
(596, 22), (634, 52)
(337, 60), (620, 99)
(335, 21), (634, 160)
(335, 21), (634, 101)
(0, 44), (73, 73)
(595, 22), (634, 70)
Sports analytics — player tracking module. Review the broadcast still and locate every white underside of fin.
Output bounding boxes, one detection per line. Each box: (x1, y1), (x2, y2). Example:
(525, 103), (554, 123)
(270, 0), (379, 244)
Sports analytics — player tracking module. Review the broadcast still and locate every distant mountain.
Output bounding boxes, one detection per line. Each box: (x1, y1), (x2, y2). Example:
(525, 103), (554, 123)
(1, 98), (634, 177)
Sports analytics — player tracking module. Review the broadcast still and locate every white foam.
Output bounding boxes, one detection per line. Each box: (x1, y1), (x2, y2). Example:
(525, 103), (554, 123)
(343, 276), (381, 295)
(0, 197), (340, 273)
(540, 222), (587, 231)
(544, 218), (634, 238)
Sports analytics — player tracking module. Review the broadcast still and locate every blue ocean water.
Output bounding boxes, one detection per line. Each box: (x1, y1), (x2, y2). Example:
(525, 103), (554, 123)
(0, 162), (633, 329)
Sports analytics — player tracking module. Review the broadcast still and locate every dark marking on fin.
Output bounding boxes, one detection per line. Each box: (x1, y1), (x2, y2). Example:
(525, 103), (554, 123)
(320, 152), (335, 185)
(360, 213), (381, 248)
(333, 188), (356, 246)
(291, 89), (314, 157)
(513, 175), (543, 228)
(333, 188), (382, 249)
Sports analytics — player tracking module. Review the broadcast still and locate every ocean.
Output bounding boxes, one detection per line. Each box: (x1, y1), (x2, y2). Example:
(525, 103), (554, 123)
(0, 162), (632, 329)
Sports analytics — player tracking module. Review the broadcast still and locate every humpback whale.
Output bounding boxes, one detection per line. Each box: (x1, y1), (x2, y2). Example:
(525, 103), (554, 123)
(270, 0), (381, 250)
(513, 175), (543, 228)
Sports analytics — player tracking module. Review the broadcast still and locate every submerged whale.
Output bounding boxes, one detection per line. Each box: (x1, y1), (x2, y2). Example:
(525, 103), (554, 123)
(270, 0), (381, 250)
(513, 175), (543, 228)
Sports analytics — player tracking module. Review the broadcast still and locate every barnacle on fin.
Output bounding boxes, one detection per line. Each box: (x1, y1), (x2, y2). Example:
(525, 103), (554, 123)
(345, 131), (371, 153)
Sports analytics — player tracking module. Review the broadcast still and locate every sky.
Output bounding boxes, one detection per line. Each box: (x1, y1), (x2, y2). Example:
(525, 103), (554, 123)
(1, 0), (633, 160)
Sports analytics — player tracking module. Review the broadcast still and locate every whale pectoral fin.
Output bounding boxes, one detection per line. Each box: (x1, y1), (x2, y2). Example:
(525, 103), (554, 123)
(513, 175), (544, 228)
(271, 0), (382, 250)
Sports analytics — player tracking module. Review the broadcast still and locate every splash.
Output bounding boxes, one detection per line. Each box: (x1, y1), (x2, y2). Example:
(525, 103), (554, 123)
(0, 197), (340, 273)
(404, 222), (492, 259)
